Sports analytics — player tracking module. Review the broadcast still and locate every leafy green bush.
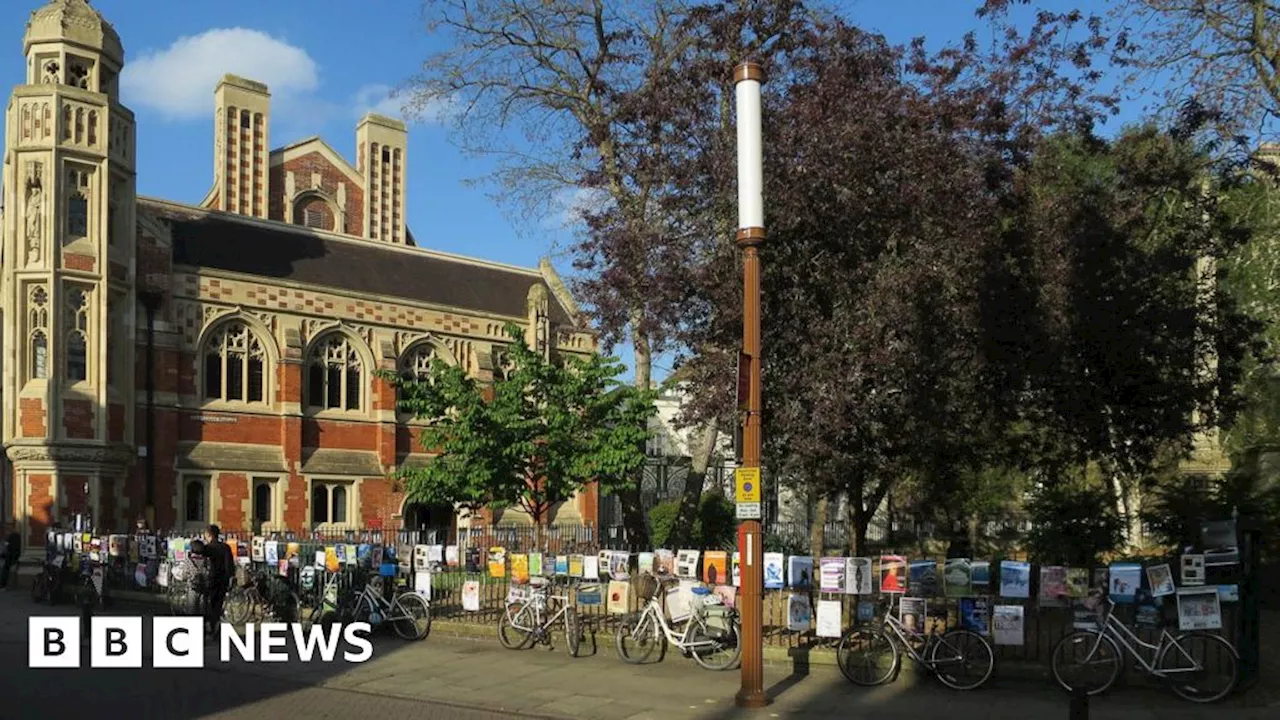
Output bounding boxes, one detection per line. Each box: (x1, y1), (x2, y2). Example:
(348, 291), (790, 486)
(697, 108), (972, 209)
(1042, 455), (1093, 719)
(1024, 480), (1124, 566)
(647, 493), (737, 550)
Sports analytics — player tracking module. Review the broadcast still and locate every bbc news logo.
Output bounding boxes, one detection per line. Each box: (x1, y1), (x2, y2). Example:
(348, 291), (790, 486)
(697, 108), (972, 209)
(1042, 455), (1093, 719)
(29, 617), (373, 668)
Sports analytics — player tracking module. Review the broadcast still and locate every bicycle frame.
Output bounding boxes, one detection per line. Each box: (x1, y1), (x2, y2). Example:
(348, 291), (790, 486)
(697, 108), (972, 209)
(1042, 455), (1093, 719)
(632, 592), (720, 652)
(508, 584), (571, 633)
(1079, 602), (1202, 678)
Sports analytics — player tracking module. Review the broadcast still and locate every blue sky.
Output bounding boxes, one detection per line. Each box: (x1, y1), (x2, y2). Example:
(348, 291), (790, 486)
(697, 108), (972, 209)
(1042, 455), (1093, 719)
(2, 0), (1139, 382)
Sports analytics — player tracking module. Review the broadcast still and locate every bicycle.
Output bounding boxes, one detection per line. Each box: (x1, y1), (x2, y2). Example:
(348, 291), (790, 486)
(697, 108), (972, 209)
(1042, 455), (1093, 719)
(1050, 590), (1238, 703)
(498, 576), (581, 656)
(836, 595), (995, 690)
(30, 555), (66, 605)
(225, 568), (307, 627)
(339, 572), (431, 641)
(615, 574), (740, 671)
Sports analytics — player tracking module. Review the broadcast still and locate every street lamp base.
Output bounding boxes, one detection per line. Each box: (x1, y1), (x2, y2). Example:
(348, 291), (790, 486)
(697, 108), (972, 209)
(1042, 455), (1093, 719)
(734, 689), (770, 709)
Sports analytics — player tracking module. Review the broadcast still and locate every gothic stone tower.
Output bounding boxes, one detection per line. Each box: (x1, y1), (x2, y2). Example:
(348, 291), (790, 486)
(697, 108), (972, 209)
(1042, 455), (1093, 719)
(2, 0), (136, 547)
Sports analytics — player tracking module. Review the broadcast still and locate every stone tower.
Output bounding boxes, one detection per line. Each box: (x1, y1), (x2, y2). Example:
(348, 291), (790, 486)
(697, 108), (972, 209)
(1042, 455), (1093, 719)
(355, 114), (407, 243)
(2, 0), (136, 546)
(210, 74), (270, 218)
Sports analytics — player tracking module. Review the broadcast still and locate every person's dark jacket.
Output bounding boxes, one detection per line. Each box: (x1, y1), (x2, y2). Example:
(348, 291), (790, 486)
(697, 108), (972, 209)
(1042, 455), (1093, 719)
(3, 533), (19, 563)
(205, 539), (233, 585)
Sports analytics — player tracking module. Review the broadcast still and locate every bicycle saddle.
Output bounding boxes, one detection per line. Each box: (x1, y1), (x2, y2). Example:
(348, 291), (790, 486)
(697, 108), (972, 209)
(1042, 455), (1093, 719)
(530, 576), (550, 587)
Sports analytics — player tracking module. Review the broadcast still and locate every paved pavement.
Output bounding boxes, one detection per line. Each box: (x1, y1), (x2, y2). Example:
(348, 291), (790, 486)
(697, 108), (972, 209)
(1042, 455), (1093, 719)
(0, 588), (1273, 720)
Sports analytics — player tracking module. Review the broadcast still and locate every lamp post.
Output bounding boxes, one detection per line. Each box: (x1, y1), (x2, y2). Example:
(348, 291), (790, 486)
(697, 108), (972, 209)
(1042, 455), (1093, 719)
(733, 59), (767, 710)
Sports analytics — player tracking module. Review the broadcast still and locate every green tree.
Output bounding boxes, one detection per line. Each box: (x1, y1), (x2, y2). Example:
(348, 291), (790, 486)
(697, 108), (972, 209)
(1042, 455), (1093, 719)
(389, 323), (657, 528)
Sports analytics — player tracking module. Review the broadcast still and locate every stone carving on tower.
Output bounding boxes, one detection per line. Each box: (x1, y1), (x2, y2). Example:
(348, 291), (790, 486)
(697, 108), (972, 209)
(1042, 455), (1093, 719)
(2, 0), (137, 547)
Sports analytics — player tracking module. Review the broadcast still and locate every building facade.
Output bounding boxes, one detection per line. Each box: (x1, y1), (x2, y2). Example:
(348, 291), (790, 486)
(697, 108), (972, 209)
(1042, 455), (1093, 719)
(1, 0), (598, 550)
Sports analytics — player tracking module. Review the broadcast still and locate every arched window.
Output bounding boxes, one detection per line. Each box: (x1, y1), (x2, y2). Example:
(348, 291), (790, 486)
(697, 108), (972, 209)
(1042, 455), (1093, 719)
(399, 343), (442, 382)
(65, 286), (89, 383)
(307, 333), (362, 411)
(253, 482), (272, 523)
(28, 285), (49, 381)
(203, 320), (267, 403)
(184, 479), (207, 524)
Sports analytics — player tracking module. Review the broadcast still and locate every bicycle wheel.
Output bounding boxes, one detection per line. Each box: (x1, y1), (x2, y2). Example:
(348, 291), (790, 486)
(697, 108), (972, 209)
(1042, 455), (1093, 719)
(224, 586), (251, 625)
(392, 592), (431, 641)
(1157, 632), (1238, 703)
(30, 571), (48, 603)
(928, 629), (994, 690)
(690, 613), (741, 671)
(563, 608), (582, 658)
(498, 603), (533, 650)
(167, 580), (191, 615)
(1050, 631), (1122, 696)
(615, 612), (666, 665)
(837, 627), (899, 686)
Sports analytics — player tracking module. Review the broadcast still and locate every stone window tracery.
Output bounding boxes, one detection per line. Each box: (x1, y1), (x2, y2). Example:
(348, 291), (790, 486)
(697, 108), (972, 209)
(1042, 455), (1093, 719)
(400, 344), (441, 382)
(66, 168), (90, 242)
(311, 481), (351, 526)
(307, 333), (363, 411)
(203, 320), (267, 404)
(65, 286), (89, 383)
(42, 60), (59, 85)
(28, 285), (49, 381)
(68, 59), (91, 90)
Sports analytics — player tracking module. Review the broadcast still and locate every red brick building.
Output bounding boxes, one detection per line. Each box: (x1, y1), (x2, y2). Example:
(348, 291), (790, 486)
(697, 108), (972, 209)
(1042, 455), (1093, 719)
(2, 0), (598, 550)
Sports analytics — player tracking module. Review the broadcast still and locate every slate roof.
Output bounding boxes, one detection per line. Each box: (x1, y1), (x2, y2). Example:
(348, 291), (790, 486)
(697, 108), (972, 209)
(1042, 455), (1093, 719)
(140, 199), (574, 325)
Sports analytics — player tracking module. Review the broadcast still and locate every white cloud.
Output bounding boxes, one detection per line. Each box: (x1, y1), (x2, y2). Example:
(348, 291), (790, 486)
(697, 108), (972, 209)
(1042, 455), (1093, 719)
(121, 28), (319, 120)
(550, 186), (612, 227)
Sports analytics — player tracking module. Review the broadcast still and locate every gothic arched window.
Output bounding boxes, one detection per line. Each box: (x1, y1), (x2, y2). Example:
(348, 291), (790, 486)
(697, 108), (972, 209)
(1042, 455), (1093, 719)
(399, 343), (442, 383)
(307, 333), (363, 411)
(203, 320), (267, 403)
(65, 286), (89, 383)
(28, 285), (49, 381)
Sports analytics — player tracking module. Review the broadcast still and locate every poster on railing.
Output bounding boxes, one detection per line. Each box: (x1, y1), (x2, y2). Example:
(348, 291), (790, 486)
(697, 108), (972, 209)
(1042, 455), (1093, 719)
(1176, 587), (1221, 630)
(846, 558), (872, 594)
(1136, 596), (1164, 629)
(287, 542), (301, 565)
(1066, 568), (1089, 598)
(676, 549), (700, 579)
(326, 547), (341, 573)
(134, 563), (147, 587)
(816, 599), (842, 638)
(157, 561), (169, 588)
(1181, 554), (1205, 586)
(1147, 563), (1175, 597)
(899, 597), (926, 633)
(1092, 567), (1108, 592)
(1108, 563), (1141, 604)
(731, 553), (741, 587)
(427, 545), (443, 565)
(819, 557), (845, 593)
(314, 549), (326, 569)
(909, 560), (938, 596)
(595, 551), (610, 578)
(607, 580), (630, 614)
(279, 559), (290, 577)
(999, 561), (1031, 598)
(959, 597), (989, 635)
(249, 536), (263, 562)
(108, 534), (125, 557)
(413, 545), (430, 571)
(583, 554), (600, 580)
(763, 553), (785, 590)
(462, 580), (480, 612)
(335, 544), (347, 566)
(1039, 566), (1068, 607)
(1072, 598), (1100, 630)
(992, 605), (1024, 646)
(140, 534), (157, 560)
(638, 552), (654, 575)
(568, 554), (584, 578)
(610, 551), (630, 580)
(445, 545), (459, 567)
(511, 553), (529, 584)
(713, 584), (736, 608)
(972, 561), (991, 587)
(414, 569), (431, 600)
(786, 593), (812, 632)
(667, 579), (696, 621)
(554, 555), (568, 575)
(879, 555), (906, 593)
(528, 553), (543, 577)
(488, 547), (507, 578)
(943, 558), (971, 597)
(173, 538), (187, 562)
(703, 551), (728, 585)
(789, 556), (814, 589)
(655, 549), (676, 576)
(372, 545), (384, 567)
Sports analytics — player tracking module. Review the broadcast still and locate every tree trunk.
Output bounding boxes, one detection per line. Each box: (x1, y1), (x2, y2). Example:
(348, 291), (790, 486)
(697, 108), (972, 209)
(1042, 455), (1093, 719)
(618, 317), (653, 551)
(968, 513), (980, 558)
(810, 494), (828, 560)
(847, 489), (868, 557)
(669, 419), (720, 548)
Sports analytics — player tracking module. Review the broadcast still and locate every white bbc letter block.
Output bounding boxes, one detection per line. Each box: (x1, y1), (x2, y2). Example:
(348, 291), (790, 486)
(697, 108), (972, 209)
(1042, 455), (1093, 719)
(153, 616), (205, 668)
(259, 623), (289, 662)
(29, 617), (80, 668)
(91, 617), (143, 668)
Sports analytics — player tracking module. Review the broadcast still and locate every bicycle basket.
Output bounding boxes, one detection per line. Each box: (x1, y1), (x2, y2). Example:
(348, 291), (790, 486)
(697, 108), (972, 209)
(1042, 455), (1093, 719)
(636, 574), (659, 603)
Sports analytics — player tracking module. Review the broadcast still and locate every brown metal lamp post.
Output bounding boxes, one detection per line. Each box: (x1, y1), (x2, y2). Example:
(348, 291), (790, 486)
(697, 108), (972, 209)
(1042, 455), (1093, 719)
(733, 59), (768, 710)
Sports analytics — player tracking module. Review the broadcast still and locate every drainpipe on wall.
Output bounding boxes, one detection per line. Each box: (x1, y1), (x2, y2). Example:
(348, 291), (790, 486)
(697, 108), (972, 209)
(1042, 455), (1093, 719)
(140, 292), (161, 528)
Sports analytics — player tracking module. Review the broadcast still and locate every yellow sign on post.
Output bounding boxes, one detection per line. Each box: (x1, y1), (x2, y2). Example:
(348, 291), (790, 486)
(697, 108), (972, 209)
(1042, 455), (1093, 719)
(735, 467), (761, 503)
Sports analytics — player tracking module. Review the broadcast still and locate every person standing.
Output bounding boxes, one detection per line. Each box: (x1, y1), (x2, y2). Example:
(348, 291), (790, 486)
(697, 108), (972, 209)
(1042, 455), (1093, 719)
(202, 525), (233, 635)
(0, 532), (20, 590)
